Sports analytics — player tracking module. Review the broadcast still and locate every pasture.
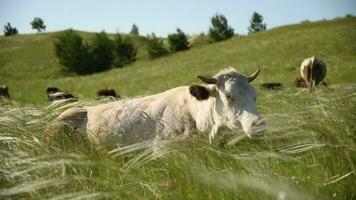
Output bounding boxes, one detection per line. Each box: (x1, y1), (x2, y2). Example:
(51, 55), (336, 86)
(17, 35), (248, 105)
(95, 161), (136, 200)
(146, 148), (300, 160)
(0, 17), (356, 199)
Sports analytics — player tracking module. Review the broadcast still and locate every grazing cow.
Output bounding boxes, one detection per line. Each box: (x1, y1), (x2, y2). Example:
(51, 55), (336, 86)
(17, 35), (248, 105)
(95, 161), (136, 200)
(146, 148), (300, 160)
(260, 83), (283, 90)
(46, 87), (75, 102)
(97, 88), (119, 98)
(294, 77), (307, 88)
(300, 56), (327, 91)
(0, 85), (10, 98)
(56, 67), (265, 146)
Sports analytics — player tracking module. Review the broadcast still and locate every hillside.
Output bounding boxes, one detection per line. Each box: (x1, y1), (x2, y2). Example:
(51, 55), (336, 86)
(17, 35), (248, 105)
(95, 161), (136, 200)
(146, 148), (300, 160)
(1, 17), (356, 200)
(0, 17), (356, 105)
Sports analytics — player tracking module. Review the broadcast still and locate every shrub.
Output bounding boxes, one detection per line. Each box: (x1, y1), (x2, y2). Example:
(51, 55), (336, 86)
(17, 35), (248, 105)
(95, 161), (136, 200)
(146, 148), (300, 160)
(113, 34), (137, 67)
(31, 17), (46, 32)
(248, 12), (267, 34)
(88, 31), (115, 72)
(3, 22), (18, 36)
(208, 14), (234, 42)
(168, 28), (189, 52)
(54, 29), (91, 74)
(147, 34), (169, 59)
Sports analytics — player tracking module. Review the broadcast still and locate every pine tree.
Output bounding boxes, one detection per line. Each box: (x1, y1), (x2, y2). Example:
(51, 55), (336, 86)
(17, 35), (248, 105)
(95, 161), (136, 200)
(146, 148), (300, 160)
(4, 23), (18, 36)
(147, 34), (169, 59)
(248, 12), (267, 34)
(113, 34), (137, 67)
(31, 17), (46, 32)
(130, 24), (139, 35)
(54, 29), (90, 74)
(208, 14), (234, 41)
(168, 28), (189, 52)
(89, 31), (115, 72)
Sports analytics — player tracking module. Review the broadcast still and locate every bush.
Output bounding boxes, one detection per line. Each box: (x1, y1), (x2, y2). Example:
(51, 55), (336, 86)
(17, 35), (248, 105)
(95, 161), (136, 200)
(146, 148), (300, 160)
(208, 14), (234, 42)
(147, 34), (169, 59)
(113, 34), (137, 67)
(168, 28), (189, 52)
(54, 29), (91, 74)
(88, 31), (115, 72)
(3, 22), (18, 36)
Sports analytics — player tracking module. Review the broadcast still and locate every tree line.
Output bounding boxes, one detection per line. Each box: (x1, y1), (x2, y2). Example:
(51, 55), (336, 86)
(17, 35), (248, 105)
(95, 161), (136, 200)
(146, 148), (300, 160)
(3, 12), (267, 74)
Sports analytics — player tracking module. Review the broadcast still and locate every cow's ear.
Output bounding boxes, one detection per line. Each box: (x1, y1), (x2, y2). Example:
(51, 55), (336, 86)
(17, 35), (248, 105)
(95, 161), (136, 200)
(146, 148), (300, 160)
(189, 85), (210, 100)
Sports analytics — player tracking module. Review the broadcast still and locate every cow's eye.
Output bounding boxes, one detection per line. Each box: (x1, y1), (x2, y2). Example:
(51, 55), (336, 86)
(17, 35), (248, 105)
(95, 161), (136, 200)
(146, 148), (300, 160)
(226, 95), (234, 101)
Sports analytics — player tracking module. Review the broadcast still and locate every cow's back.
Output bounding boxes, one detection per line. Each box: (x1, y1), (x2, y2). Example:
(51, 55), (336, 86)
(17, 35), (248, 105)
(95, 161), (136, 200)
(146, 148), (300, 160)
(85, 87), (191, 145)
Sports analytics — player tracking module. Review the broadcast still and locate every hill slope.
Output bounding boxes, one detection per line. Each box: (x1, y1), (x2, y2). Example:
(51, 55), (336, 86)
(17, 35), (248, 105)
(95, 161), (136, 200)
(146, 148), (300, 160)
(0, 17), (356, 105)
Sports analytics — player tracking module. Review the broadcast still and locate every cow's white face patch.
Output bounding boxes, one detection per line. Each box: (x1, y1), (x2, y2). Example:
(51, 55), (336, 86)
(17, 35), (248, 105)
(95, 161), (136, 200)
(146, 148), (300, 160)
(213, 68), (264, 136)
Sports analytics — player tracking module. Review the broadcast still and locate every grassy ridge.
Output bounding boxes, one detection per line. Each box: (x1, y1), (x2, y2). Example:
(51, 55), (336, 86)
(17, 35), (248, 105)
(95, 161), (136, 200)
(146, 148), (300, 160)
(0, 17), (356, 105)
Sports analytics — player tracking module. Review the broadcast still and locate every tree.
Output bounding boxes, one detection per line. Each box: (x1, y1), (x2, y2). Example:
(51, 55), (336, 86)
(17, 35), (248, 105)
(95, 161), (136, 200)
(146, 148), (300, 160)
(89, 31), (115, 72)
(147, 34), (169, 59)
(54, 29), (90, 74)
(3, 23), (18, 36)
(113, 34), (137, 67)
(31, 17), (46, 32)
(168, 28), (189, 52)
(130, 24), (139, 35)
(208, 14), (234, 42)
(248, 12), (266, 34)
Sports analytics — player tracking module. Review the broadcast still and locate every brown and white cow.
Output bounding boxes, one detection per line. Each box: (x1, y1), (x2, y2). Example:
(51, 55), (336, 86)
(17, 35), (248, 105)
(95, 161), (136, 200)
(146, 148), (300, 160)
(56, 67), (264, 146)
(47, 87), (76, 102)
(299, 56), (327, 92)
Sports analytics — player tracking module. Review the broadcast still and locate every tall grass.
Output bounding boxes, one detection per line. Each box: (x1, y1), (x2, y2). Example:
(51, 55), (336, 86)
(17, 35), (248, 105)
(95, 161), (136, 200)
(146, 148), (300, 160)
(0, 85), (355, 199)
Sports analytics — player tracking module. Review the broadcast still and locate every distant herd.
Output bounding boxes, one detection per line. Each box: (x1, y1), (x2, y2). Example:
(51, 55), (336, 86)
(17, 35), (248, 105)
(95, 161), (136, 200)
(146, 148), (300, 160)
(0, 56), (327, 101)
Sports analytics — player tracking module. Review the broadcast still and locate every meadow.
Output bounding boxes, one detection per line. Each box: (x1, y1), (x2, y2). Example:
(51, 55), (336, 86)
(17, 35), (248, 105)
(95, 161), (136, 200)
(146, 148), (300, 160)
(0, 17), (355, 199)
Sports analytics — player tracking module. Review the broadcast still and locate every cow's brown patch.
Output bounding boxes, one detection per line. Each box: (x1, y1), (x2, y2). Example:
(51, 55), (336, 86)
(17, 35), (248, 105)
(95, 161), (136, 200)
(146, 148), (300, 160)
(189, 85), (210, 100)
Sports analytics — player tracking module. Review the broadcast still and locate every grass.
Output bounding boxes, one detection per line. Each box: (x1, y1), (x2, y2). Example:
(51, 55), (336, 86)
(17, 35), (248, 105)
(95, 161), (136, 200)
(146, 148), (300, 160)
(0, 85), (355, 199)
(0, 17), (356, 199)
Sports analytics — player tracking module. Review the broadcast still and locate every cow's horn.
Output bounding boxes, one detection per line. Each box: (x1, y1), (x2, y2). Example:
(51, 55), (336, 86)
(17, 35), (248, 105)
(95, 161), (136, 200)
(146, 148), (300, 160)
(248, 68), (261, 82)
(196, 75), (218, 84)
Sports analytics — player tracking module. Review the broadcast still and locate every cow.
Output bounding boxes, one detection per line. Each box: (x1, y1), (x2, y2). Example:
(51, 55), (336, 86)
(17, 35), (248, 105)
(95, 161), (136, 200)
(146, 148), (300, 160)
(46, 87), (75, 102)
(0, 85), (10, 98)
(97, 88), (119, 98)
(260, 83), (283, 90)
(56, 67), (265, 147)
(294, 77), (307, 88)
(299, 56), (327, 92)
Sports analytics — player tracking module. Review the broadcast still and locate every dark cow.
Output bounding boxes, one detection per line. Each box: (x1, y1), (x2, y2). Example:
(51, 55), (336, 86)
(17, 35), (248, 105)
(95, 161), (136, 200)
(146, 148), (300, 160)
(96, 88), (119, 98)
(46, 87), (75, 102)
(260, 83), (283, 90)
(0, 85), (10, 98)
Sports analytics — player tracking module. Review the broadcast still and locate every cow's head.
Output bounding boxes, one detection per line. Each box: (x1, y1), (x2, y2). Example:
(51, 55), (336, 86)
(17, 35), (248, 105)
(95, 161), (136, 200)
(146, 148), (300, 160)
(191, 67), (265, 137)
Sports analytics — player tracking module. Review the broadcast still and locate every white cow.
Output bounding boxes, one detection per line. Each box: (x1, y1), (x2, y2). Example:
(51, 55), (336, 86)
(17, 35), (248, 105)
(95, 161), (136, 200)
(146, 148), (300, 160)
(56, 67), (264, 147)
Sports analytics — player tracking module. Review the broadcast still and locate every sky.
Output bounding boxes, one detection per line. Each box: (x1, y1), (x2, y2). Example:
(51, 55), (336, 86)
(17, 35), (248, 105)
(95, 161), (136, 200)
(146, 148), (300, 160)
(1, 0), (356, 36)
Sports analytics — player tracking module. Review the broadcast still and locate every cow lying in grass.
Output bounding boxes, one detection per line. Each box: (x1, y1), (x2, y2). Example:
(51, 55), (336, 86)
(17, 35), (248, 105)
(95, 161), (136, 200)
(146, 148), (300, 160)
(47, 87), (76, 102)
(56, 67), (265, 146)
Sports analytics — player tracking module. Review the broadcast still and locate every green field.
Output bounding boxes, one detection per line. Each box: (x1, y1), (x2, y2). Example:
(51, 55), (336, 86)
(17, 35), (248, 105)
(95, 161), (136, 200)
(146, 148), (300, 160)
(0, 17), (356, 199)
